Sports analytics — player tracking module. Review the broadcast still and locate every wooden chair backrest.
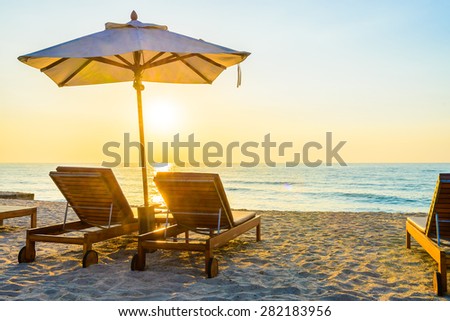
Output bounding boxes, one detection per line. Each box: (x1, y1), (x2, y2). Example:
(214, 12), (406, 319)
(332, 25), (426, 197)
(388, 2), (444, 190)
(50, 167), (134, 225)
(154, 172), (235, 230)
(426, 173), (450, 238)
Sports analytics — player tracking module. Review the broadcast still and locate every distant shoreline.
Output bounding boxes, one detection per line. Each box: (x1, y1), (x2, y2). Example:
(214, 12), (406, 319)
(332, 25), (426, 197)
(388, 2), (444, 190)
(1, 163), (449, 213)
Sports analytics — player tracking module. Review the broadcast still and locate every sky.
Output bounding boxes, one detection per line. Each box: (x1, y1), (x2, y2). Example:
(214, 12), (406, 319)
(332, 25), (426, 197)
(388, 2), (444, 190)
(1, 0), (449, 165)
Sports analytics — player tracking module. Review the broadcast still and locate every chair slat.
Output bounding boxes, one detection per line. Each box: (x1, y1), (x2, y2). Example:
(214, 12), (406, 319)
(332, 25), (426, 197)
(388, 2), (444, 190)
(50, 167), (134, 225)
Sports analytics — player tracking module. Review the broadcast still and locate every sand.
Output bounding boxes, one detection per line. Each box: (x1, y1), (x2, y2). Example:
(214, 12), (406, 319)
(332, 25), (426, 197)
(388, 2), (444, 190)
(0, 199), (447, 301)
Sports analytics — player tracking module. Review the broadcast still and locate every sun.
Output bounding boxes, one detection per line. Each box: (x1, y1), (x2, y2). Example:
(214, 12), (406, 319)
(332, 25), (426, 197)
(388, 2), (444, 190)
(144, 99), (179, 133)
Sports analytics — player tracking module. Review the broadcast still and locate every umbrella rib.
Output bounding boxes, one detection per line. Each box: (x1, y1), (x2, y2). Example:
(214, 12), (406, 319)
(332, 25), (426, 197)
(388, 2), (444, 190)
(141, 53), (192, 70)
(40, 58), (69, 72)
(90, 57), (132, 69)
(194, 54), (226, 70)
(141, 52), (166, 69)
(172, 53), (212, 84)
(58, 59), (92, 87)
(142, 53), (222, 83)
(114, 55), (134, 67)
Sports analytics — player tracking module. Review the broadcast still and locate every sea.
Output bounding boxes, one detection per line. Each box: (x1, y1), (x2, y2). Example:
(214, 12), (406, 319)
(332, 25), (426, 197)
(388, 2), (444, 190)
(1, 163), (450, 213)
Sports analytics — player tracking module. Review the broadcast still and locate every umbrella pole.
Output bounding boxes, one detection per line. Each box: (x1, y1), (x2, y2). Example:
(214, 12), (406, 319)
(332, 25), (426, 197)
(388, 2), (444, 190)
(134, 78), (149, 207)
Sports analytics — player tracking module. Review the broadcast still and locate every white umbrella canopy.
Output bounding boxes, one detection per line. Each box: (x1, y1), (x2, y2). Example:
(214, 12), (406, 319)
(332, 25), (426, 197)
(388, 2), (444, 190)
(18, 12), (249, 86)
(18, 11), (250, 207)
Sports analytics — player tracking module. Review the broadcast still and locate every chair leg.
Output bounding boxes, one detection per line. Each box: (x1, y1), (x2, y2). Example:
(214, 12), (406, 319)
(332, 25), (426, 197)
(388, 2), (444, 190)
(26, 237), (36, 260)
(30, 209), (37, 228)
(132, 241), (147, 271)
(406, 230), (411, 249)
(204, 239), (219, 278)
(439, 255), (447, 293)
(205, 242), (213, 275)
(434, 271), (443, 296)
(19, 236), (36, 263)
(83, 238), (92, 256)
(256, 223), (261, 242)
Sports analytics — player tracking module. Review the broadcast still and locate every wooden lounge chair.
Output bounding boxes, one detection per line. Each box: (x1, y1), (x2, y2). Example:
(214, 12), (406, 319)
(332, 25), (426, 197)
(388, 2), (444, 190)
(406, 173), (450, 295)
(131, 172), (261, 278)
(18, 166), (161, 267)
(0, 206), (37, 228)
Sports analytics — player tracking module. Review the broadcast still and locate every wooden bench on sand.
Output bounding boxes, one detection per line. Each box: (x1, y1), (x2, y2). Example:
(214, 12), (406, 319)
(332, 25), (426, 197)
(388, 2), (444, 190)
(0, 206), (37, 228)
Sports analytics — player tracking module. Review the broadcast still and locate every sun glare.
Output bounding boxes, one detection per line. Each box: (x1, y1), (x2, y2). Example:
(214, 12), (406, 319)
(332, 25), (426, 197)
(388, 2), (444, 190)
(144, 99), (179, 133)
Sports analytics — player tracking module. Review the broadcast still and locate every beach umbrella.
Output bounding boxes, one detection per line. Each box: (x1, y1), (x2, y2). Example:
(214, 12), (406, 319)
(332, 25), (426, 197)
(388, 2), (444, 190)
(18, 11), (250, 207)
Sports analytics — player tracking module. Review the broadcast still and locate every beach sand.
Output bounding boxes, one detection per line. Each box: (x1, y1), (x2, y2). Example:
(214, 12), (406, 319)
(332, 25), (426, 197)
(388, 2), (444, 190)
(0, 199), (447, 301)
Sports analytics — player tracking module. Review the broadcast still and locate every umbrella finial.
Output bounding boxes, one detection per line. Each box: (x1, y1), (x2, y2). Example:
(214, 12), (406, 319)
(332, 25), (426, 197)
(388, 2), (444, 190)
(131, 10), (138, 21)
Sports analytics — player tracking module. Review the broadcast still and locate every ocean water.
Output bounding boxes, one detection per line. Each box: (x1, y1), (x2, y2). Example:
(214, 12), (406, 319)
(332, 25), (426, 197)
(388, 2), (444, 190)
(0, 163), (449, 213)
